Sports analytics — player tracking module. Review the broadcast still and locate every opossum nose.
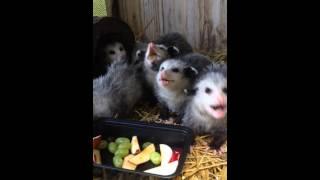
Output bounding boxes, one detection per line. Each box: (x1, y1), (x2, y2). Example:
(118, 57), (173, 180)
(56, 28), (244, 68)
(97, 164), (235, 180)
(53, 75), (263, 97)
(149, 42), (155, 48)
(161, 71), (168, 78)
(216, 95), (226, 105)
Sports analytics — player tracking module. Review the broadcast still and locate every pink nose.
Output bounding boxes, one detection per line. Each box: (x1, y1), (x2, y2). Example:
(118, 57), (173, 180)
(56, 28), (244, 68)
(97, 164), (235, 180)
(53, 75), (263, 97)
(215, 94), (226, 105)
(160, 71), (168, 78)
(148, 42), (155, 48)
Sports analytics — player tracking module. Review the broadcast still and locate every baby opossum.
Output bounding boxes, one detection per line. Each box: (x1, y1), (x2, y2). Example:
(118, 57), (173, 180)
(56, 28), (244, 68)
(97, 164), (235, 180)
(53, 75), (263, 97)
(155, 53), (213, 121)
(93, 59), (143, 120)
(144, 32), (193, 89)
(155, 59), (199, 120)
(182, 63), (227, 151)
(154, 32), (193, 56)
(131, 41), (147, 65)
(103, 41), (127, 66)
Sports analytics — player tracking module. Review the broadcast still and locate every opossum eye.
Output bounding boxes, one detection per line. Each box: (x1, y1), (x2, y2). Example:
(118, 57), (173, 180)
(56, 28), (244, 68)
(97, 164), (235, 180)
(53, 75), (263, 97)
(223, 87), (227, 94)
(119, 47), (124, 51)
(160, 67), (164, 71)
(109, 50), (115, 55)
(172, 68), (179, 73)
(205, 87), (212, 94)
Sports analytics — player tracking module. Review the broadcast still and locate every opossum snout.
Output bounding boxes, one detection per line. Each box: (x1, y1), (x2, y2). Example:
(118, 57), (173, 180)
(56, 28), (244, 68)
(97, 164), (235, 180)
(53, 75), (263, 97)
(160, 72), (167, 79)
(160, 70), (170, 78)
(148, 42), (155, 49)
(214, 94), (226, 105)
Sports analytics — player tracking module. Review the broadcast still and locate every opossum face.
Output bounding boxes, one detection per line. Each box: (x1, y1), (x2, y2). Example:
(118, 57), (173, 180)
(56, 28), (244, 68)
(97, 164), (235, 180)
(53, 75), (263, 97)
(144, 42), (179, 71)
(104, 42), (127, 64)
(157, 60), (198, 91)
(194, 72), (227, 120)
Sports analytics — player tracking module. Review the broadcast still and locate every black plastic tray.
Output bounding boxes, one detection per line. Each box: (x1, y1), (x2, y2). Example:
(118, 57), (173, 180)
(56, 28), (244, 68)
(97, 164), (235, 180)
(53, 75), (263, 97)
(93, 118), (194, 179)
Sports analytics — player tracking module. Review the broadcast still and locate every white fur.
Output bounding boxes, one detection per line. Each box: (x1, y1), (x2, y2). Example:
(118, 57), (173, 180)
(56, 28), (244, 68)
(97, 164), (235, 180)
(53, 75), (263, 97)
(155, 59), (194, 113)
(195, 73), (227, 118)
(182, 69), (227, 134)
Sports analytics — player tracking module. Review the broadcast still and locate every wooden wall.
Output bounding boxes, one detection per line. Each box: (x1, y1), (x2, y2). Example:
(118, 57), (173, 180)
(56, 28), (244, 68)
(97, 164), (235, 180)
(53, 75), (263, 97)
(116, 0), (227, 53)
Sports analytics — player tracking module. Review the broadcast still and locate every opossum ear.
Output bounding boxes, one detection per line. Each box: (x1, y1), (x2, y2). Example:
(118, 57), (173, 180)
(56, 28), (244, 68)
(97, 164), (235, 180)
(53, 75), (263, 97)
(167, 46), (180, 57)
(183, 66), (199, 78)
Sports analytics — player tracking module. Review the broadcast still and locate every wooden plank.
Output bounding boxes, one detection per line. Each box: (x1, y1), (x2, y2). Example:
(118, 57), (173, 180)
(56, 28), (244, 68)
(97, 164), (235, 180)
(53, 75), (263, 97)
(117, 0), (227, 53)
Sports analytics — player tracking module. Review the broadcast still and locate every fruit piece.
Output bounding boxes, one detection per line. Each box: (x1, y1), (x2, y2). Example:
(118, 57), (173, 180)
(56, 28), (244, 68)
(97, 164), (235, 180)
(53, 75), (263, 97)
(115, 148), (129, 158)
(113, 155), (124, 168)
(97, 140), (108, 150)
(115, 137), (130, 144)
(129, 144), (155, 165)
(150, 152), (161, 165)
(169, 149), (181, 163)
(142, 142), (152, 149)
(108, 142), (118, 154)
(93, 149), (102, 164)
(144, 160), (179, 176)
(131, 136), (141, 155)
(93, 135), (102, 149)
(122, 154), (137, 170)
(118, 142), (131, 150)
(159, 144), (173, 166)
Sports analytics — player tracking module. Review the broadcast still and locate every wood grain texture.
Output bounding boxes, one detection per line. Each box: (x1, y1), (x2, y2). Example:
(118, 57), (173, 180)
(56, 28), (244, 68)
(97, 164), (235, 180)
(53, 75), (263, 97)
(117, 0), (227, 53)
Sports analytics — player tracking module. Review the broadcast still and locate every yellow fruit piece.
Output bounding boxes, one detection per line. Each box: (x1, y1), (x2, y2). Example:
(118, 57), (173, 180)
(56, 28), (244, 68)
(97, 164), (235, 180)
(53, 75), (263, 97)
(131, 136), (141, 155)
(122, 154), (137, 170)
(129, 144), (155, 165)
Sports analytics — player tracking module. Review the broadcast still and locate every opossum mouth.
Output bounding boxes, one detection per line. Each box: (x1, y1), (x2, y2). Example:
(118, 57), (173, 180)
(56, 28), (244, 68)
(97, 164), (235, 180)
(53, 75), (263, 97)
(209, 104), (227, 119)
(211, 105), (226, 111)
(159, 78), (174, 86)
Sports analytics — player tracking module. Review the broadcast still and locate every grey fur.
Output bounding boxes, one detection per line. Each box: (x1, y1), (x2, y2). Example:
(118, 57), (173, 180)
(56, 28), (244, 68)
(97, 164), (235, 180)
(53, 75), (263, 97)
(180, 53), (213, 72)
(93, 60), (143, 119)
(131, 41), (147, 65)
(182, 63), (227, 149)
(154, 32), (193, 55)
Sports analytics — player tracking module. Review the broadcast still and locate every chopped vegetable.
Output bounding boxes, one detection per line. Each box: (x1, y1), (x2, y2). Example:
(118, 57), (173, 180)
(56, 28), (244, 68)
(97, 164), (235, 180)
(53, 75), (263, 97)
(115, 148), (129, 158)
(129, 144), (155, 165)
(131, 136), (141, 155)
(93, 135), (102, 149)
(169, 149), (181, 163)
(144, 160), (179, 176)
(122, 154), (137, 170)
(113, 155), (124, 168)
(115, 137), (130, 144)
(97, 140), (108, 149)
(118, 142), (131, 150)
(93, 149), (102, 164)
(150, 152), (161, 165)
(142, 142), (152, 149)
(159, 144), (173, 166)
(108, 142), (118, 154)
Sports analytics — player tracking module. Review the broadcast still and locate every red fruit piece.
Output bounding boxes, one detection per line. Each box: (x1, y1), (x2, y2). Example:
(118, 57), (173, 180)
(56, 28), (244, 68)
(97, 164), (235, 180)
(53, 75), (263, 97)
(169, 148), (182, 163)
(93, 135), (102, 149)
